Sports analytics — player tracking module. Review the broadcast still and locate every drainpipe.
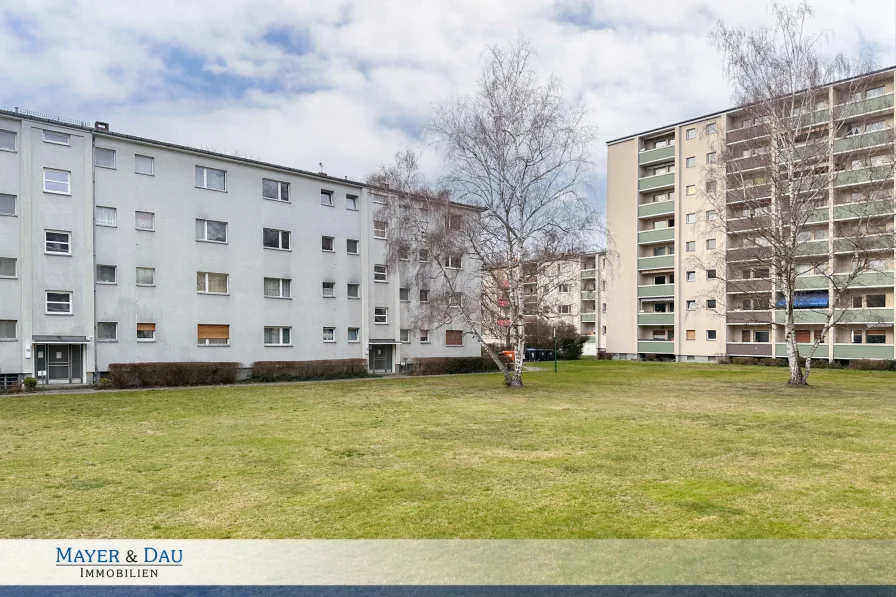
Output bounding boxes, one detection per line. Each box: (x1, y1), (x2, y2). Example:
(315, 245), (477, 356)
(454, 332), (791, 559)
(91, 134), (98, 384)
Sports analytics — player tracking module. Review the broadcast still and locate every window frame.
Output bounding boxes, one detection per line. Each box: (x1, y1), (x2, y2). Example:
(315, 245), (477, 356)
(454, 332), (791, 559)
(0, 129), (16, 152)
(321, 236), (335, 252)
(136, 323), (157, 342)
(136, 267), (156, 287)
(197, 271), (229, 295)
(135, 211), (155, 231)
(347, 327), (360, 343)
(373, 264), (388, 283)
(96, 264), (117, 285)
(446, 253), (463, 269)
(43, 168), (71, 195)
(419, 329), (430, 343)
(400, 329), (411, 343)
(445, 329), (464, 346)
(374, 307), (388, 325)
(685, 156), (696, 168)
(685, 128), (696, 140)
(320, 190), (334, 206)
(322, 327), (336, 342)
(373, 220), (388, 239)
(346, 194), (359, 210)
(95, 206), (117, 228)
(263, 277), (291, 299)
(96, 321), (118, 342)
(262, 228), (291, 250)
(0, 193), (16, 216)
(45, 291), (73, 315)
(195, 165), (227, 192)
(322, 281), (336, 298)
(42, 130), (71, 146)
(94, 147), (116, 169)
(347, 283), (360, 299)
(262, 178), (290, 203)
(135, 154), (154, 176)
(195, 218), (228, 243)
(0, 257), (16, 278)
(45, 230), (71, 255)
(197, 324), (230, 346)
(264, 326), (292, 346)
(346, 239), (360, 255)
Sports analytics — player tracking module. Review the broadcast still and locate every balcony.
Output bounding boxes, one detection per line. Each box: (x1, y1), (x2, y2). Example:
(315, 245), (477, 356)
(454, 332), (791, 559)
(727, 342), (773, 356)
(835, 271), (894, 287)
(727, 310), (772, 324)
(833, 235), (894, 254)
(638, 172), (675, 193)
(835, 93), (895, 120)
(638, 312), (674, 326)
(581, 269), (596, 280)
(727, 246), (772, 262)
(727, 154), (768, 175)
(795, 275), (828, 290)
(834, 166), (894, 188)
(638, 340), (675, 354)
(834, 129), (895, 154)
(638, 255), (674, 271)
(638, 201), (676, 219)
(581, 312), (596, 323)
(638, 228), (675, 245)
(638, 284), (674, 298)
(794, 240), (829, 257)
(775, 343), (829, 359)
(727, 123), (769, 144)
(638, 145), (675, 166)
(833, 200), (895, 220)
(727, 184), (771, 204)
(727, 279), (772, 294)
(774, 308), (894, 325)
(832, 344), (895, 359)
(580, 291), (596, 301)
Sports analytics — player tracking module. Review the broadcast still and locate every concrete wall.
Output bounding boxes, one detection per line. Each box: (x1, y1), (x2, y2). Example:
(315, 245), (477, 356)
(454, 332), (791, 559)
(605, 139), (638, 355)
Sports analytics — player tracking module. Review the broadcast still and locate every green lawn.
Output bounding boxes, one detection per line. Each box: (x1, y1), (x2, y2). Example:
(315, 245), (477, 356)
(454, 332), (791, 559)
(1, 360), (894, 539)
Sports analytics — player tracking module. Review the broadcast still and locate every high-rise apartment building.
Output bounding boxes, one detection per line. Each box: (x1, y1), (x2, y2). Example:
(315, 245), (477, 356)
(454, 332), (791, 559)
(0, 109), (481, 386)
(606, 67), (895, 362)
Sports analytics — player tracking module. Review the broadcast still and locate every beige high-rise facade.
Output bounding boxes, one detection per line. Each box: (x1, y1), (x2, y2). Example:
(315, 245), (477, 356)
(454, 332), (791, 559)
(606, 67), (895, 362)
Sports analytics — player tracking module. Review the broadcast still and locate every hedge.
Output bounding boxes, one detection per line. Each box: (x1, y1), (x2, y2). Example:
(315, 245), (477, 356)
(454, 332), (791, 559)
(107, 362), (241, 388)
(250, 359), (369, 382)
(847, 359), (894, 371)
(412, 356), (508, 376)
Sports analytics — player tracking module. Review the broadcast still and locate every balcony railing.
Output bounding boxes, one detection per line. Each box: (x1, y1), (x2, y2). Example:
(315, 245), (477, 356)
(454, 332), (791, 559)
(775, 343), (829, 358)
(834, 93), (895, 120)
(580, 291), (596, 301)
(638, 255), (674, 271)
(638, 201), (676, 219)
(833, 235), (894, 254)
(834, 129), (895, 154)
(727, 246), (772, 262)
(727, 342), (773, 356)
(638, 228), (675, 244)
(727, 279), (772, 294)
(581, 269), (596, 280)
(834, 271), (894, 287)
(773, 308), (895, 325)
(832, 344), (895, 359)
(637, 284), (674, 298)
(637, 340), (675, 354)
(834, 166), (894, 188)
(832, 200), (895, 220)
(726, 310), (772, 324)
(638, 145), (675, 166)
(638, 172), (675, 192)
(638, 312), (674, 326)
(727, 183), (771, 204)
(581, 312), (596, 323)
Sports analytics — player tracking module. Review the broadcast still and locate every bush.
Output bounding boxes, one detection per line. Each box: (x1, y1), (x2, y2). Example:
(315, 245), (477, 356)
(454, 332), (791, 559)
(847, 359), (893, 371)
(557, 337), (586, 360)
(731, 357), (760, 366)
(0, 382), (23, 394)
(715, 355), (731, 365)
(22, 377), (38, 392)
(250, 359), (368, 382)
(96, 377), (113, 390)
(412, 356), (507, 376)
(107, 362), (240, 388)
(597, 352), (615, 361)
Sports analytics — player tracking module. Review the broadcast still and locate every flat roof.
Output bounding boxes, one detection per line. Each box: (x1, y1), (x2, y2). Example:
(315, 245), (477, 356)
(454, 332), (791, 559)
(605, 65), (896, 146)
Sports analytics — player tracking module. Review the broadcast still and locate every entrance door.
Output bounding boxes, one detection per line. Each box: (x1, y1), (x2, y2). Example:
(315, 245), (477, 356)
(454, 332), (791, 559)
(370, 345), (393, 373)
(35, 344), (83, 384)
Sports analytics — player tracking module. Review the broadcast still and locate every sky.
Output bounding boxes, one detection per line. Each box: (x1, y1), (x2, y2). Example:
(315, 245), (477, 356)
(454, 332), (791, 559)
(1, 0), (894, 212)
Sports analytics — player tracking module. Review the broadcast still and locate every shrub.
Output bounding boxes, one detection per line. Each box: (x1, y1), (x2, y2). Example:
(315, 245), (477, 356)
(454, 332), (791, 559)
(598, 352), (615, 361)
(107, 362), (240, 388)
(0, 382), (23, 394)
(412, 356), (507, 376)
(731, 357), (760, 366)
(97, 377), (114, 390)
(250, 359), (369, 382)
(847, 359), (892, 371)
(557, 337), (586, 360)
(715, 355), (731, 365)
(22, 377), (38, 392)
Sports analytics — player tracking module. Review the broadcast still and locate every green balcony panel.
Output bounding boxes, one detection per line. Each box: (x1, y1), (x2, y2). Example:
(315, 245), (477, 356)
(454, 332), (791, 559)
(638, 313), (675, 326)
(795, 240), (829, 256)
(837, 94), (895, 120)
(581, 291), (596, 300)
(775, 343), (829, 358)
(833, 200), (895, 220)
(638, 172), (675, 192)
(638, 145), (676, 166)
(774, 308), (894, 325)
(583, 336), (596, 344)
(834, 129), (894, 153)
(581, 269), (596, 279)
(834, 236), (894, 253)
(774, 310), (827, 324)
(805, 208), (829, 224)
(638, 255), (674, 270)
(638, 340), (675, 354)
(581, 312), (596, 323)
(638, 228), (675, 244)
(638, 201), (676, 219)
(836, 271), (895, 287)
(835, 166), (894, 188)
(810, 108), (830, 125)
(833, 344), (895, 360)
(795, 275), (828, 290)
(638, 284), (675, 298)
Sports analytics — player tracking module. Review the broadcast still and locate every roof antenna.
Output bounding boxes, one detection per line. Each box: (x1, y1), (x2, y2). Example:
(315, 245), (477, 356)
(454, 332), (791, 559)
(319, 162), (323, 173)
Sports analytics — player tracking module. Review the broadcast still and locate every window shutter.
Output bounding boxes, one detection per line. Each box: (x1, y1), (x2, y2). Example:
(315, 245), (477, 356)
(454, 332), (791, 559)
(198, 324), (229, 339)
(794, 330), (811, 343)
(446, 330), (463, 345)
(137, 323), (156, 332)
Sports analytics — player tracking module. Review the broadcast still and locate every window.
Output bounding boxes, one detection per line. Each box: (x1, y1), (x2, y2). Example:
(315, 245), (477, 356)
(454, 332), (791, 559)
(347, 283), (360, 299)
(558, 305), (571, 314)
(706, 181), (717, 194)
(374, 264), (387, 282)
(46, 291), (72, 314)
(262, 179), (289, 202)
(96, 206), (117, 227)
(852, 329), (864, 344)
(686, 241), (695, 252)
(0, 194), (15, 216)
(347, 327), (360, 342)
(559, 284), (570, 293)
(706, 210), (717, 221)
(653, 246), (667, 256)
(448, 214), (462, 230)
(867, 329), (886, 344)
(195, 166), (226, 191)
(685, 128), (696, 140)
(400, 329), (410, 343)
(852, 295), (863, 308)
(94, 147), (116, 169)
(346, 195), (359, 210)
(686, 330), (696, 341)
(321, 236), (335, 252)
(686, 271), (696, 282)
(373, 220), (387, 239)
(686, 185), (696, 196)
(686, 213), (696, 224)
(706, 330), (717, 341)
(264, 326), (291, 346)
(195, 219), (227, 242)
(0, 257), (15, 277)
(707, 299), (717, 309)
(686, 156), (696, 168)
(372, 193), (386, 204)
(398, 245), (410, 261)
(446, 330), (463, 346)
(686, 300), (696, 310)
(322, 281), (336, 297)
(0, 320), (14, 340)
(706, 269), (717, 280)
(867, 294), (886, 308)
(135, 155), (154, 175)
(264, 277), (291, 298)
(706, 239), (716, 250)
(96, 265), (116, 284)
(136, 267), (155, 286)
(654, 275), (668, 285)
(137, 323), (156, 342)
(754, 330), (770, 343)
(43, 169), (71, 194)
(419, 249), (430, 262)
(45, 231), (71, 254)
(198, 324), (229, 345)
(446, 254), (462, 269)
(43, 130), (70, 145)
(346, 239), (359, 254)
(374, 307), (388, 324)
(420, 289), (429, 303)
(197, 272), (228, 294)
(0, 130), (15, 151)
(263, 228), (290, 250)
(706, 152), (717, 164)
(399, 287), (410, 302)
(321, 190), (334, 206)
(420, 329), (429, 343)
(135, 211), (155, 231)
(96, 322), (117, 341)
(705, 123), (717, 135)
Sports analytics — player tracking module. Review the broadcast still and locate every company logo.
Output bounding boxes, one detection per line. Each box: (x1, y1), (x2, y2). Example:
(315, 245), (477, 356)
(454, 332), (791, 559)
(55, 547), (183, 579)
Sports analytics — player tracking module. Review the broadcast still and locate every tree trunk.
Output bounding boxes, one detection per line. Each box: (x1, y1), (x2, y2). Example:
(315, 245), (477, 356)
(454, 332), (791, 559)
(785, 332), (807, 386)
(510, 331), (525, 388)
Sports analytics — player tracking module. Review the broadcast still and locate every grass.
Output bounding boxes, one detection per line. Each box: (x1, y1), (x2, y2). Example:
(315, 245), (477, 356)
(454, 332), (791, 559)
(0, 360), (894, 539)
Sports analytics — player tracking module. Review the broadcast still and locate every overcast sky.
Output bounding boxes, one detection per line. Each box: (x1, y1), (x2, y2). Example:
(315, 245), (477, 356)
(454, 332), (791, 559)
(1, 0), (894, 210)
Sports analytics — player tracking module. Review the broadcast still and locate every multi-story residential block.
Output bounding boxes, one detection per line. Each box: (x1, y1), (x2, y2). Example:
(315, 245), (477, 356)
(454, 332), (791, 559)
(606, 67), (895, 362)
(0, 109), (480, 386)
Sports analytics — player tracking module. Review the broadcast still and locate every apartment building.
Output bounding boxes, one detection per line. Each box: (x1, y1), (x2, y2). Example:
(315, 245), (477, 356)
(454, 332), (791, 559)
(606, 67), (895, 362)
(0, 109), (480, 386)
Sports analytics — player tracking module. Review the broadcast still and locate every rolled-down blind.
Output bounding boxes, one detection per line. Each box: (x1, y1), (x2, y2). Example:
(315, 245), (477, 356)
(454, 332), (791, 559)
(198, 324), (229, 339)
(137, 323), (156, 332)
(446, 330), (463, 345)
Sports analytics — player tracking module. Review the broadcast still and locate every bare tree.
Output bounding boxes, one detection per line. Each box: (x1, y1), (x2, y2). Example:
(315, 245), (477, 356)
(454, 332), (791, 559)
(370, 40), (600, 387)
(701, 1), (895, 385)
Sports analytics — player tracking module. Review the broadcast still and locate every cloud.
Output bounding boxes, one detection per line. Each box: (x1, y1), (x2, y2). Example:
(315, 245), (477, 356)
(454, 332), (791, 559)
(0, 0), (893, 210)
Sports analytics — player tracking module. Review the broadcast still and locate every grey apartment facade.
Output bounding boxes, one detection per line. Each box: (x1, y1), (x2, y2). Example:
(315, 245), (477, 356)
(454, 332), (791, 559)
(0, 110), (480, 386)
